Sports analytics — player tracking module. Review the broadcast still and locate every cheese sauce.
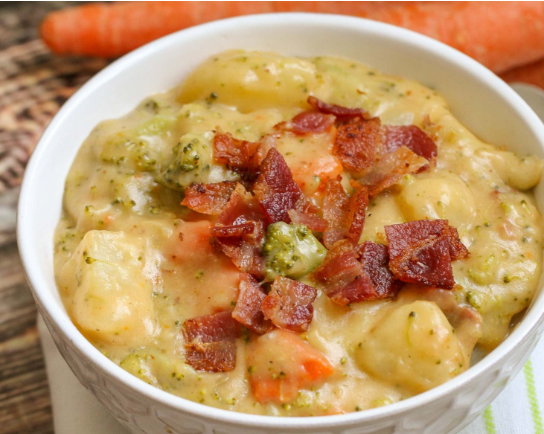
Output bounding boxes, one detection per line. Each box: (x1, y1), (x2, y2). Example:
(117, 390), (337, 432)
(54, 50), (544, 416)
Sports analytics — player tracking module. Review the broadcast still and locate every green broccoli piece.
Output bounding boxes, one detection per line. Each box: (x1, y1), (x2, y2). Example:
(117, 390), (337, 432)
(160, 133), (238, 191)
(262, 222), (327, 280)
(120, 353), (158, 385)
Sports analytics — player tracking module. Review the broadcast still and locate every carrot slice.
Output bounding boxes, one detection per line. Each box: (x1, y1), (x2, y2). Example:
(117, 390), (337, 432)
(246, 330), (334, 404)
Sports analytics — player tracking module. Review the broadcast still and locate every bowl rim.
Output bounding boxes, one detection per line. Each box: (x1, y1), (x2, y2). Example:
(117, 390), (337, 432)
(18, 12), (544, 429)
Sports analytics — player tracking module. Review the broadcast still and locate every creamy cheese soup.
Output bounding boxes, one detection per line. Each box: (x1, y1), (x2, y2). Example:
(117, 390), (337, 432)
(54, 50), (544, 416)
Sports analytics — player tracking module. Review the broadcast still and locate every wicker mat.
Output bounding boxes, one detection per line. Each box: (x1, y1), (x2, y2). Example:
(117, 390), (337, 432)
(0, 2), (109, 244)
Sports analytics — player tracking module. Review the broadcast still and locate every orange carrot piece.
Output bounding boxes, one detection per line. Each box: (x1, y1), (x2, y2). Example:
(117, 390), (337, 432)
(38, 2), (394, 58)
(247, 329), (334, 404)
(41, 2), (544, 73)
(501, 58), (544, 90)
(363, 2), (544, 73)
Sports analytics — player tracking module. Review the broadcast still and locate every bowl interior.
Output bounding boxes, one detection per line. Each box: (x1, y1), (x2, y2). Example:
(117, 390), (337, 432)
(18, 13), (544, 427)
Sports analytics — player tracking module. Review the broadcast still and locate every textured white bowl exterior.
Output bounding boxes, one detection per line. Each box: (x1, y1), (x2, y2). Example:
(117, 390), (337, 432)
(18, 13), (544, 434)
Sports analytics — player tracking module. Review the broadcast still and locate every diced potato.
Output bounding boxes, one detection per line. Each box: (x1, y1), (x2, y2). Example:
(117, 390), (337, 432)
(397, 172), (477, 229)
(313, 56), (445, 125)
(475, 146), (544, 190)
(57, 230), (159, 347)
(356, 301), (467, 393)
(361, 193), (405, 243)
(177, 102), (287, 142)
(455, 240), (541, 350)
(178, 50), (331, 112)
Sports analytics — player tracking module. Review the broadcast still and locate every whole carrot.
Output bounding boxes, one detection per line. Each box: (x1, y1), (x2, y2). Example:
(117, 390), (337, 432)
(501, 58), (544, 89)
(41, 1), (544, 73)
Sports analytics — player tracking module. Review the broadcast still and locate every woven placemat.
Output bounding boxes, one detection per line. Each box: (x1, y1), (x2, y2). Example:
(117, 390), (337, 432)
(0, 2), (108, 244)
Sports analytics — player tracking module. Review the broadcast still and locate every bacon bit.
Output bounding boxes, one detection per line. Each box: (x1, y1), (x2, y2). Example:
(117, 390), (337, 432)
(232, 273), (272, 335)
(291, 111), (336, 135)
(213, 131), (260, 172)
(383, 125), (437, 162)
(261, 276), (317, 332)
(184, 311), (239, 343)
(443, 224), (470, 260)
(385, 220), (468, 289)
(312, 240), (399, 306)
(288, 209), (328, 232)
(183, 311), (238, 372)
(210, 222), (255, 237)
(322, 177), (349, 248)
(308, 96), (368, 119)
(311, 239), (363, 295)
(184, 341), (236, 372)
(357, 146), (428, 197)
(214, 237), (265, 278)
(213, 184), (266, 277)
(182, 181), (238, 215)
(349, 241), (402, 301)
(334, 117), (382, 172)
(254, 148), (304, 224)
(322, 177), (369, 249)
(345, 186), (369, 245)
(217, 184), (265, 228)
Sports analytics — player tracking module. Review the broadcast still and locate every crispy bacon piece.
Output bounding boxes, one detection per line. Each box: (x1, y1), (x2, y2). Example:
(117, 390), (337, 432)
(322, 177), (369, 249)
(288, 209), (328, 232)
(291, 111), (336, 135)
(261, 276), (317, 332)
(232, 273), (272, 335)
(210, 222), (255, 237)
(311, 239), (364, 295)
(184, 341), (236, 373)
(213, 184), (266, 277)
(213, 132), (260, 174)
(254, 148), (304, 224)
(184, 311), (239, 343)
(308, 96), (367, 119)
(385, 219), (468, 289)
(350, 241), (403, 301)
(383, 125), (437, 162)
(183, 311), (238, 372)
(215, 237), (265, 278)
(312, 239), (400, 306)
(357, 146), (428, 197)
(181, 181), (237, 215)
(334, 117), (382, 172)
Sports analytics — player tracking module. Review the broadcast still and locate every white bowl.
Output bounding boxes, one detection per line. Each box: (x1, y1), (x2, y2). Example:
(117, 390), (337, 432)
(18, 13), (544, 434)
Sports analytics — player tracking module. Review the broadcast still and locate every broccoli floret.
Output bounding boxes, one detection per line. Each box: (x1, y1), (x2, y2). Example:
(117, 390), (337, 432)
(262, 222), (327, 280)
(160, 133), (238, 191)
(120, 353), (158, 385)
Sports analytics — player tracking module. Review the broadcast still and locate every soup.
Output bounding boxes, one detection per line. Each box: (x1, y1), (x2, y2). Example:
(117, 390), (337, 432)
(54, 50), (544, 416)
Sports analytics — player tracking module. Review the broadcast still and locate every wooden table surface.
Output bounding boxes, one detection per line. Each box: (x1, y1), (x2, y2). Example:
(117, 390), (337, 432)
(0, 2), (103, 433)
(0, 242), (53, 434)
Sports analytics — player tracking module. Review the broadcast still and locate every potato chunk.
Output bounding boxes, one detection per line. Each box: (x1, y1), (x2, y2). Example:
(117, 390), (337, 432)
(178, 50), (331, 112)
(58, 230), (158, 346)
(356, 301), (467, 393)
(398, 172), (476, 229)
(476, 147), (543, 190)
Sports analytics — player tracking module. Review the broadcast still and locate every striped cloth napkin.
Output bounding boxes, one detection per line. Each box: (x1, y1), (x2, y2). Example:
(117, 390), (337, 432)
(39, 315), (543, 434)
(459, 342), (544, 434)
